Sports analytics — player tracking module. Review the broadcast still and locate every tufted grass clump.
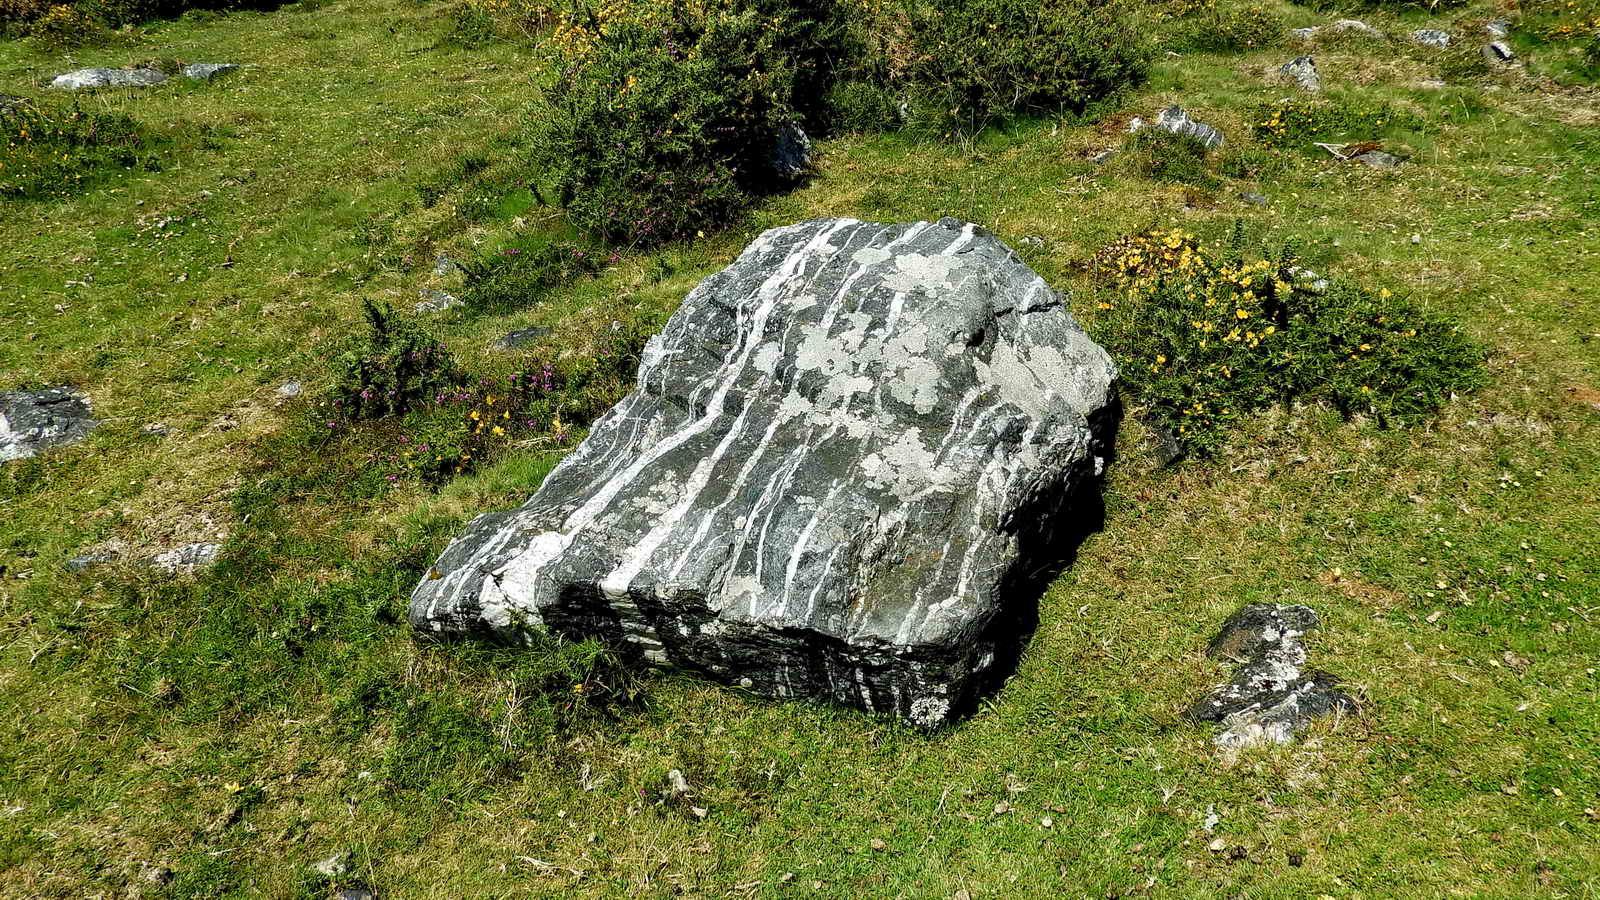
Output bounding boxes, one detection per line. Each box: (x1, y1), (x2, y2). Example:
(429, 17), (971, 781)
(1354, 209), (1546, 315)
(1119, 127), (1216, 185)
(0, 101), (166, 200)
(458, 239), (605, 314)
(1248, 96), (1420, 151)
(1090, 228), (1487, 456)
(1172, 3), (1283, 53)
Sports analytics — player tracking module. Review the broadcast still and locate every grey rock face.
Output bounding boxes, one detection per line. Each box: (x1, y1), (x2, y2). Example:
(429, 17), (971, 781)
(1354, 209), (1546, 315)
(1411, 28), (1451, 48)
(149, 543), (221, 574)
(1279, 56), (1321, 92)
(66, 552), (113, 573)
(1188, 604), (1356, 749)
(49, 67), (169, 90)
(1290, 26), (1320, 42)
(1353, 149), (1401, 169)
(181, 63), (238, 81)
(769, 123), (813, 180)
(494, 326), (552, 350)
(1128, 105), (1223, 149)
(411, 217), (1119, 727)
(1485, 19), (1510, 39)
(1, 387), (97, 463)
(1483, 41), (1517, 64)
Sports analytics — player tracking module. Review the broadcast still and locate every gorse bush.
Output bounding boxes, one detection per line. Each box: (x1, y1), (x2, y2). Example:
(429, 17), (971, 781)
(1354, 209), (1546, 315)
(326, 299), (462, 421)
(2, 0), (289, 33)
(888, 0), (1150, 136)
(1, 101), (165, 200)
(527, 0), (851, 246)
(1090, 228), (1486, 455)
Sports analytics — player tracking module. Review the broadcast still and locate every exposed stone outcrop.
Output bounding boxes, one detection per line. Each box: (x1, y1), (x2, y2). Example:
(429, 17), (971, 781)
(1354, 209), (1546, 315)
(410, 217), (1119, 726)
(1, 387), (97, 463)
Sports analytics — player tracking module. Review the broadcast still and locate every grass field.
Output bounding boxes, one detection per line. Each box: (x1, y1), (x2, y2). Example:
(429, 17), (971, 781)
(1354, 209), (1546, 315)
(2, 0), (1598, 896)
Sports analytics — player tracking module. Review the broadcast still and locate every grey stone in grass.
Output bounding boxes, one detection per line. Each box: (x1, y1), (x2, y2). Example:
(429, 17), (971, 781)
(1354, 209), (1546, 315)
(410, 217), (1120, 728)
(1483, 41), (1517, 65)
(1485, 19), (1510, 39)
(495, 327), (552, 350)
(49, 67), (169, 90)
(1411, 29), (1452, 49)
(1239, 192), (1269, 207)
(1091, 148), (1118, 165)
(148, 543), (221, 574)
(1331, 19), (1384, 40)
(312, 853), (348, 878)
(1188, 604), (1357, 749)
(415, 289), (459, 312)
(276, 380), (303, 398)
(1353, 149), (1402, 169)
(433, 253), (461, 278)
(181, 63), (238, 81)
(769, 123), (813, 180)
(1290, 26), (1319, 42)
(1, 387), (97, 463)
(1279, 56), (1321, 92)
(66, 553), (113, 573)
(1286, 266), (1329, 293)
(337, 889), (375, 900)
(1128, 105), (1223, 150)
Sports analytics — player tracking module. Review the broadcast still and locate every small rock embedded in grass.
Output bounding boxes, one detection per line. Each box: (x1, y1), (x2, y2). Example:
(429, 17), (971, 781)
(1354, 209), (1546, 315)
(148, 543), (221, 575)
(1239, 192), (1268, 207)
(1331, 19), (1384, 40)
(1485, 19), (1510, 39)
(1353, 150), (1402, 170)
(1411, 29), (1451, 49)
(1290, 26), (1319, 42)
(493, 327), (552, 350)
(1187, 604), (1357, 750)
(337, 887), (376, 900)
(1128, 105), (1223, 149)
(65, 552), (113, 573)
(1482, 41), (1517, 66)
(50, 68), (168, 90)
(276, 381), (303, 398)
(433, 253), (461, 278)
(1278, 56), (1321, 93)
(1, 386), (98, 463)
(180, 63), (239, 81)
(312, 853), (348, 878)
(415, 289), (459, 313)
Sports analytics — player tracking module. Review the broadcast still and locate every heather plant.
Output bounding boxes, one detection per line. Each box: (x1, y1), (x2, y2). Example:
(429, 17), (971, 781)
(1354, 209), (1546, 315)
(326, 299), (462, 421)
(1090, 228), (1486, 455)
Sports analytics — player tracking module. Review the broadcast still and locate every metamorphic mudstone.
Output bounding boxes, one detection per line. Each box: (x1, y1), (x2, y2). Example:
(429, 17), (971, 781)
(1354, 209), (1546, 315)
(410, 217), (1119, 726)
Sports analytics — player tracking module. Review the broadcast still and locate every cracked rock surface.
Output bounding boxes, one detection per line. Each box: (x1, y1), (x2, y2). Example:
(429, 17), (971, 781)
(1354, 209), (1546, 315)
(1188, 604), (1357, 748)
(411, 217), (1119, 726)
(1, 387), (97, 463)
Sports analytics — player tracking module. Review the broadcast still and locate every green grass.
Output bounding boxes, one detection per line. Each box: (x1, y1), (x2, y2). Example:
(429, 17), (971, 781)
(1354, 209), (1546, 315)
(2, 0), (1599, 896)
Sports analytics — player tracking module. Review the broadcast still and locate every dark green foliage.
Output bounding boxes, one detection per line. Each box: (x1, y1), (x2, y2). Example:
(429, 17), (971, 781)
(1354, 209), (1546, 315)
(1091, 227), (1487, 455)
(459, 240), (604, 313)
(894, 0), (1150, 136)
(821, 80), (902, 134)
(526, 0), (850, 246)
(1119, 127), (1215, 185)
(326, 299), (462, 420)
(1, 102), (166, 200)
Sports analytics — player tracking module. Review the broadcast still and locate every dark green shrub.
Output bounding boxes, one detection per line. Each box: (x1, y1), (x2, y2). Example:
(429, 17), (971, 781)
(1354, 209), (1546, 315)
(459, 240), (604, 313)
(526, 0), (851, 246)
(326, 299), (462, 421)
(1119, 127), (1215, 185)
(1175, 3), (1283, 52)
(822, 79), (902, 133)
(1090, 228), (1486, 455)
(1, 102), (165, 200)
(893, 0), (1150, 136)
